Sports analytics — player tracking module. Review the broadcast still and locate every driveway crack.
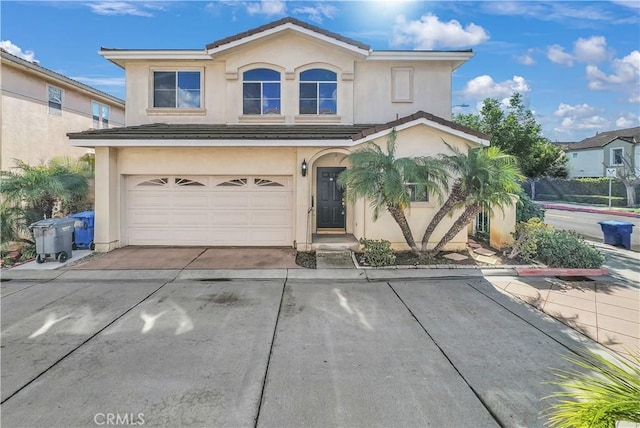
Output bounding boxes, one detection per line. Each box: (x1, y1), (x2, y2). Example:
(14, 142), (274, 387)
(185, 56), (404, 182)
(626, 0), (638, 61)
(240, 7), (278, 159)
(386, 281), (504, 428)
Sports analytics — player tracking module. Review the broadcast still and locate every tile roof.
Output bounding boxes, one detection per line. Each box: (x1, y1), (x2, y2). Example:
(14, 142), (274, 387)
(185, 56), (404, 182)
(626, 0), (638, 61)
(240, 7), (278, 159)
(67, 111), (489, 143)
(564, 126), (640, 150)
(205, 17), (371, 51)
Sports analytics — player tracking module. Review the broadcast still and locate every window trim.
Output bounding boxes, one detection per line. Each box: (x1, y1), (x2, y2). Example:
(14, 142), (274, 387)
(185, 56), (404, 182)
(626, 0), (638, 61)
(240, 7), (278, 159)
(610, 147), (624, 166)
(47, 84), (63, 115)
(149, 68), (204, 111)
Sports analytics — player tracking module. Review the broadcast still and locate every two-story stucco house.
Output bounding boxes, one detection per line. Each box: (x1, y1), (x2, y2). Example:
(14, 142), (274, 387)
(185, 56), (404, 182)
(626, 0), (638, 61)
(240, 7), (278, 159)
(68, 18), (490, 253)
(1, 49), (125, 172)
(564, 127), (640, 178)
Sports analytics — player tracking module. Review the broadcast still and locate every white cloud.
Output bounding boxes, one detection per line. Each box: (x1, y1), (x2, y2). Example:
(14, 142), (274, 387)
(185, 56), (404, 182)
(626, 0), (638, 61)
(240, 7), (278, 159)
(246, 0), (285, 16)
(615, 115), (640, 128)
(515, 50), (535, 66)
(547, 44), (573, 66)
(391, 14), (489, 49)
(554, 103), (597, 118)
(87, 2), (154, 17)
(552, 102), (609, 136)
(0, 40), (38, 63)
(461, 75), (530, 101)
(292, 3), (338, 23)
(586, 50), (640, 103)
(573, 36), (609, 64)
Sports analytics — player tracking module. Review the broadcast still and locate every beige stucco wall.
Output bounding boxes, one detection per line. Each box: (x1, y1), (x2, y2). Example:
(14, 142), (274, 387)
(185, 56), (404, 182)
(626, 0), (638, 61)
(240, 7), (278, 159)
(120, 31), (456, 127)
(92, 123), (478, 252)
(1, 60), (125, 171)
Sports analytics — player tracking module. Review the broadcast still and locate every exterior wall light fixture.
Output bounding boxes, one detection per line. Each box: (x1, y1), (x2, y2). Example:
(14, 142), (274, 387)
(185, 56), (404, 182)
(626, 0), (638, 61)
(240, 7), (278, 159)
(301, 159), (308, 177)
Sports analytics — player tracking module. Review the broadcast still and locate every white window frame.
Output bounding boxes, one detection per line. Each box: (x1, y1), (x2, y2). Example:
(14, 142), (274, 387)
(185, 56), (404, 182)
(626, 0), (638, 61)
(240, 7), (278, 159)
(149, 68), (204, 111)
(47, 85), (63, 115)
(92, 101), (110, 129)
(610, 147), (624, 166)
(242, 69), (281, 115)
(299, 69), (337, 115)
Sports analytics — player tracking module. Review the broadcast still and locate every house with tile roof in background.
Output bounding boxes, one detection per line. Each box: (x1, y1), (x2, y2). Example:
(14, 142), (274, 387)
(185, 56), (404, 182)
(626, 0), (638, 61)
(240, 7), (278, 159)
(0, 48), (125, 172)
(67, 17), (514, 254)
(563, 127), (640, 178)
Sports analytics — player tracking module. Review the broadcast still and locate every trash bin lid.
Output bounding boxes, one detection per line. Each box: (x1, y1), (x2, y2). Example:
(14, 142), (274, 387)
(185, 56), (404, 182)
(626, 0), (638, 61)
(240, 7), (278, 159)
(68, 211), (95, 218)
(598, 220), (634, 227)
(29, 217), (76, 228)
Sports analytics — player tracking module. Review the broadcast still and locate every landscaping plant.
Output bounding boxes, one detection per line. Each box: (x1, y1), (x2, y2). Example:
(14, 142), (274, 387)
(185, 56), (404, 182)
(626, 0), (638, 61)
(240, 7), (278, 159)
(508, 217), (552, 262)
(544, 350), (640, 428)
(358, 238), (396, 267)
(535, 230), (605, 269)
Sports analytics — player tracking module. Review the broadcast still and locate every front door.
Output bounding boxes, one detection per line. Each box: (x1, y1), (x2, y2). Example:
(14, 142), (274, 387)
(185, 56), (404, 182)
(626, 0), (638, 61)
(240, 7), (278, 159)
(317, 167), (345, 229)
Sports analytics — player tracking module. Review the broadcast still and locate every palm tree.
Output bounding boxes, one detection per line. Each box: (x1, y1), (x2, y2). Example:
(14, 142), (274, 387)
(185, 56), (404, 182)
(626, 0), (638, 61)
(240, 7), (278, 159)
(338, 130), (449, 255)
(427, 146), (524, 256)
(0, 159), (89, 224)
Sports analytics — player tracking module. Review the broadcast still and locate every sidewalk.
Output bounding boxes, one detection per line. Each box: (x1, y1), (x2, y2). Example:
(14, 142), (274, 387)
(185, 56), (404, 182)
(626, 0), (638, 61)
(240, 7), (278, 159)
(539, 201), (640, 218)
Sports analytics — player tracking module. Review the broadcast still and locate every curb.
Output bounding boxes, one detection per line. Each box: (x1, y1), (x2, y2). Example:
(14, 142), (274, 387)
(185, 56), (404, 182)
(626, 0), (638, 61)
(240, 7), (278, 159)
(515, 267), (609, 277)
(541, 203), (640, 218)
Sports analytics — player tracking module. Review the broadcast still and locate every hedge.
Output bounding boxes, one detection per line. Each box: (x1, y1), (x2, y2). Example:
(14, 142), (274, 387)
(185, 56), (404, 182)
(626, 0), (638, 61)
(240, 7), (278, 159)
(523, 178), (640, 206)
(537, 193), (627, 207)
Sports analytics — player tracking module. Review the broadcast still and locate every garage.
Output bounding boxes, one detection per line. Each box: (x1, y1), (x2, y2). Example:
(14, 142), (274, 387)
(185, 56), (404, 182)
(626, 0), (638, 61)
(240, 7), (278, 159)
(126, 175), (293, 246)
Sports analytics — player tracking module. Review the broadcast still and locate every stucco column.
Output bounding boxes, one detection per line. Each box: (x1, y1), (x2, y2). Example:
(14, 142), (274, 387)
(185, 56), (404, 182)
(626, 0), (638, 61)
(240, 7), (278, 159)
(490, 195), (518, 250)
(94, 147), (119, 252)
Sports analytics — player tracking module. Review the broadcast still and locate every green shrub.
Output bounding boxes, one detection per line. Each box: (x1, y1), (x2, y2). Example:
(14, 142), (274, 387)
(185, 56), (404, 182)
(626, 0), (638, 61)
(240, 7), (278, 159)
(535, 230), (605, 268)
(537, 194), (627, 207)
(508, 217), (552, 262)
(359, 238), (396, 267)
(516, 192), (545, 222)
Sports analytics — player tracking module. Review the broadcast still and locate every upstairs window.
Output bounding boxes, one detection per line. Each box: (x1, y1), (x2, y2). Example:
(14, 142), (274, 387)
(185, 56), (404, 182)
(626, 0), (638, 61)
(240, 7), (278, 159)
(92, 101), (110, 129)
(300, 69), (337, 115)
(407, 184), (429, 202)
(153, 71), (201, 108)
(611, 148), (624, 166)
(243, 68), (281, 115)
(48, 85), (63, 115)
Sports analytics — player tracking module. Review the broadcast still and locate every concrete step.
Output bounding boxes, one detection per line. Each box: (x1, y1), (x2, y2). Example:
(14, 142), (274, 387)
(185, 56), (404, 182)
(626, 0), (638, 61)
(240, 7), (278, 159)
(316, 250), (355, 269)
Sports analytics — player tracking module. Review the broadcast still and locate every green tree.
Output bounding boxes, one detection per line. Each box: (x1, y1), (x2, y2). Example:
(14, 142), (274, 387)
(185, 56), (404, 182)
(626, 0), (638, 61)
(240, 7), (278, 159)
(338, 130), (449, 255)
(428, 146), (524, 256)
(0, 159), (90, 226)
(454, 93), (567, 179)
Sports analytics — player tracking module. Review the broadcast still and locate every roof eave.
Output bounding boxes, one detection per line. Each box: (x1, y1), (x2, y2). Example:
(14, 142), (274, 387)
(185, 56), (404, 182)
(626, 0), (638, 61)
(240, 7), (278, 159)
(99, 49), (212, 68)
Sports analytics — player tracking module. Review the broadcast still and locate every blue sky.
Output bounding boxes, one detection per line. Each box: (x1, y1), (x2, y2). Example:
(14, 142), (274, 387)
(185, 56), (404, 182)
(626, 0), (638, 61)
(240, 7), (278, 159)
(2, 0), (639, 141)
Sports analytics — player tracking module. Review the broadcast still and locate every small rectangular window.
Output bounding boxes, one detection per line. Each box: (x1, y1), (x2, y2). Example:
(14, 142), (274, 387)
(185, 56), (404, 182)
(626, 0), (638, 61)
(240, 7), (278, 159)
(407, 184), (428, 202)
(48, 85), (62, 115)
(153, 71), (201, 108)
(611, 148), (624, 166)
(572, 152), (578, 158)
(92, 102), (110, 129)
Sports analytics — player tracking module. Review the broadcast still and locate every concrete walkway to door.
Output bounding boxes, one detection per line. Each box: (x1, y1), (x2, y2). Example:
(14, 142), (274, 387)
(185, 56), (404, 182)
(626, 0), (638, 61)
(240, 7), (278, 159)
(68, 247), (300, 270)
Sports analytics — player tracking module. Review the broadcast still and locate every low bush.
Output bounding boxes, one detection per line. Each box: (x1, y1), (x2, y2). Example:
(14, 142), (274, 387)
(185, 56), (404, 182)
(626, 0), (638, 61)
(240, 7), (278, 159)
(508, 217), (552, 262)
(535, 230), (605, 268)
(359, 238), (396, 267)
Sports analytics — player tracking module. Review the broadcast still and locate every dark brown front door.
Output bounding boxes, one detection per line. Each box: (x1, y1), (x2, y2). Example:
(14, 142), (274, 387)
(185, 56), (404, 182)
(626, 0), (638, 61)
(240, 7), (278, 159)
(317, 167), (345, 229)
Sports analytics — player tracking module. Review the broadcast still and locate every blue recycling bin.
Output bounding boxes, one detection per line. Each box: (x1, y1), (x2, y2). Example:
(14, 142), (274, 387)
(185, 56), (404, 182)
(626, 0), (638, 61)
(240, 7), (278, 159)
(598, 220), (634, 250)
(68, 211), (95, 250)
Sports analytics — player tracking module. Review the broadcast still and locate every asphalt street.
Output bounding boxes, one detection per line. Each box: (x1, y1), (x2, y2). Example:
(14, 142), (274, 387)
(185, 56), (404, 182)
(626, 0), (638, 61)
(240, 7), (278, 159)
(544, 208), (640, 252)
(1, 271), (616, 428)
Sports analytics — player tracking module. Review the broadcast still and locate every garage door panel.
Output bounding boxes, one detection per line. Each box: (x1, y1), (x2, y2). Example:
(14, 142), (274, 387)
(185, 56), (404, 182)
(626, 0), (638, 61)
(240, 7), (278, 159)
(127, 175), (293, 246)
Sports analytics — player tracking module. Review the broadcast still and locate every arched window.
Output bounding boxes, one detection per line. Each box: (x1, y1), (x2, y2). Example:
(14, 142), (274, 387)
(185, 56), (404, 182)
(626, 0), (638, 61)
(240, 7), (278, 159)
(300, 69), (337, 115)
(243, 68), (281, 115)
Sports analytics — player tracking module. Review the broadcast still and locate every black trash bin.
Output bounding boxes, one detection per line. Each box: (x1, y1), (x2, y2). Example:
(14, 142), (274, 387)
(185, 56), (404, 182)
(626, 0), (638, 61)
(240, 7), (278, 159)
(29, 218), (76, 263)
(598, 220), (635, 250)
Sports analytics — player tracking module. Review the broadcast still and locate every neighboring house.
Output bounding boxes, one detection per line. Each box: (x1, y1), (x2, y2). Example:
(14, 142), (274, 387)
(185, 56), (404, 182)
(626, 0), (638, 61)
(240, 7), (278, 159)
(68, 17), (490, 253)
(563, 127), (640, 178)
(0, 48), (125, 172)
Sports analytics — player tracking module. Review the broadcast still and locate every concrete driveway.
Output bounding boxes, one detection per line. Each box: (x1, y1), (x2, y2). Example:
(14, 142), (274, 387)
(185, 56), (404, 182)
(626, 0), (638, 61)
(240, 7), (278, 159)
(1, 270), (619, 427)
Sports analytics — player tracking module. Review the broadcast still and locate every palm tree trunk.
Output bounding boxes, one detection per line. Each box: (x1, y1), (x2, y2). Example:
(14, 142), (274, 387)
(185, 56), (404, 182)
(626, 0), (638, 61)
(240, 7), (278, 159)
(387, 205), (420, 255)
(429, 203), (482, 256)
(420, 180), (464, 252)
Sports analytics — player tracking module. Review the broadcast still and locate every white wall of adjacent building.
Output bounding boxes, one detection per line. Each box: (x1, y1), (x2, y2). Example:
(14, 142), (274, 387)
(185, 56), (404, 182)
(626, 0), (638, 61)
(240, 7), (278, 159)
(567, 149), (604, 178)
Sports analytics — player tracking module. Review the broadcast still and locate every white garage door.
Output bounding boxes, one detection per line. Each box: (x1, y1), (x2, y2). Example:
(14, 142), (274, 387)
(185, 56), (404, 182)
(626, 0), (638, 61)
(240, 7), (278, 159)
(127, 176), (293, 246)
